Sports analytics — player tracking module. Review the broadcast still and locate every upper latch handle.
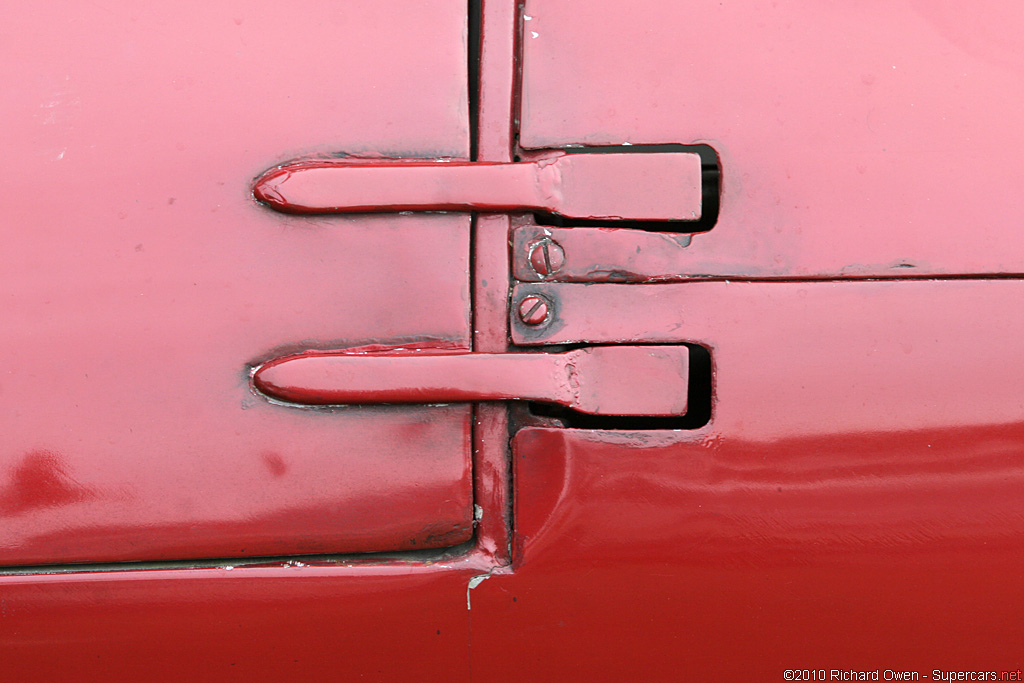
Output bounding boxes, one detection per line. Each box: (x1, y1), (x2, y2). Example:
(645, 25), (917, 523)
(253, 152), (703, 222)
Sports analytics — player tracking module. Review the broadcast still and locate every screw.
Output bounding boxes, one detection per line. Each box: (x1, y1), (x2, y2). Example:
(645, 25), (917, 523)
(528, 238), (565, 277)
(518, 295), (550, 326)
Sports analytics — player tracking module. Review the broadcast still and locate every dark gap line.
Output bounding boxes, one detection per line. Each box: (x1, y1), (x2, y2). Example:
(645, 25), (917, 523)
(0, 542), (475, 577)
(536, 273), (1024, 285)
(467, 0), (482, 161)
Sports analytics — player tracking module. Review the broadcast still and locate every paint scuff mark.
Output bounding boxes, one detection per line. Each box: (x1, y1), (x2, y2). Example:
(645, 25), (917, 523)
(467, 569), (494, 610)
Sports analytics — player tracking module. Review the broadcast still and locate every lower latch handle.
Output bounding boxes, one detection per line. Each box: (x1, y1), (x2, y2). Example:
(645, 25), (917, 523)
(254, 346), (688, 417)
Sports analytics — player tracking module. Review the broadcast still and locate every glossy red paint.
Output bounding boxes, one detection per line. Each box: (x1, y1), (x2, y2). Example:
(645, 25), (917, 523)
(0, 1), (476, 565)
(469, 423), (1024, 681)
(0, 0), (509, 675)
(3, 0), (1024, 679)
(519, 0), (1024, 277)
(469, 279), (1024, 680)
(254, 151), (702, 221)
(0, 565), (482, 679)
(254, 346), (688, 416)
(512, 278), (1024, 448)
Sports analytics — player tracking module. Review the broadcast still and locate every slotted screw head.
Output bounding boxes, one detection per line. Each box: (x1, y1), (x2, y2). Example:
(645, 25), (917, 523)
(518, 295), (550, 325)
(528, 238), (565, 277)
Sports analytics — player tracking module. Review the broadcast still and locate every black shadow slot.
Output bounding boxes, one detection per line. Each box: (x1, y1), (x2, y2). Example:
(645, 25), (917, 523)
(467, 0), (482, 160)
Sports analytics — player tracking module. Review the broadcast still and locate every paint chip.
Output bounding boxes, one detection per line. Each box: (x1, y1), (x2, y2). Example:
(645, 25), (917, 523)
(466, 571), (493, 609)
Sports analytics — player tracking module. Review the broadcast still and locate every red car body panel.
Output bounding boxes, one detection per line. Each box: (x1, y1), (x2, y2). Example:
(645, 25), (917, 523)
(2, 0), (1024, 680)
(519, 0), (1024, 279)
(0, 1), (476, 565)
(488, 279), (1024, 679)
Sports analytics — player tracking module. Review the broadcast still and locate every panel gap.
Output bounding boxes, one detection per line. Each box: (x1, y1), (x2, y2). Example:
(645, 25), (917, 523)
(468, 0), (482, 160)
